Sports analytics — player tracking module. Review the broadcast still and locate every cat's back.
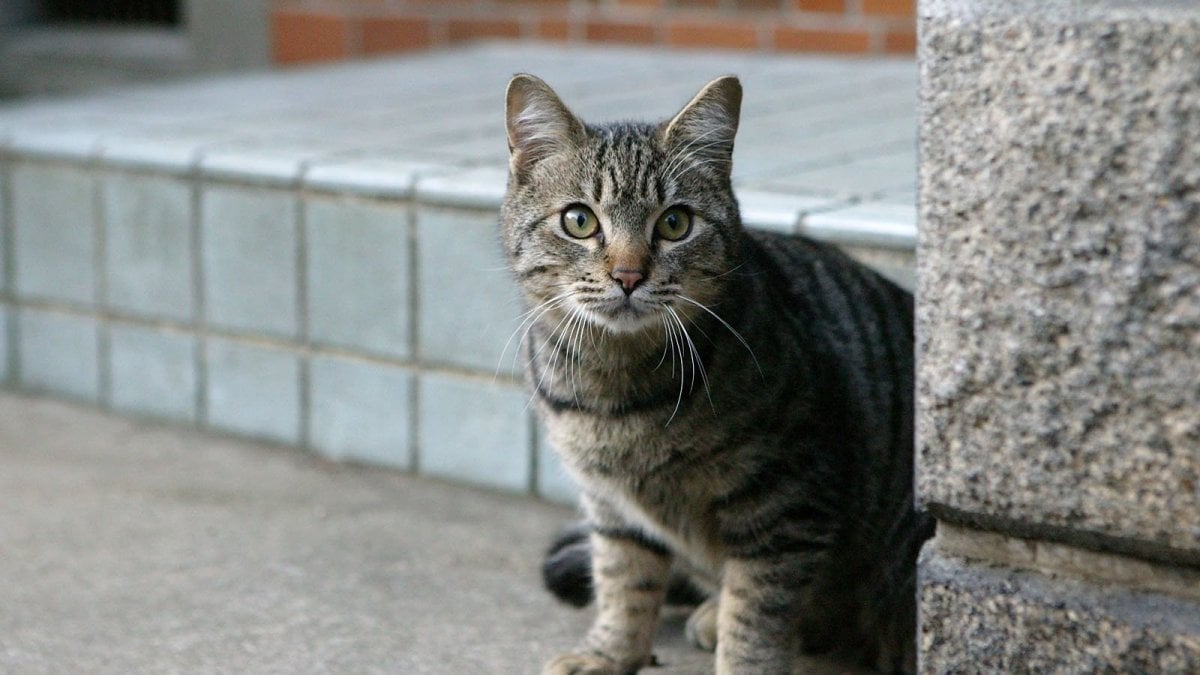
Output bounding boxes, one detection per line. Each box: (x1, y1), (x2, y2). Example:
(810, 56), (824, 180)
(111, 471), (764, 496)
(727, 228), (915, 456)
(739, 227), (912, 326)
(734, 227), (913, 373)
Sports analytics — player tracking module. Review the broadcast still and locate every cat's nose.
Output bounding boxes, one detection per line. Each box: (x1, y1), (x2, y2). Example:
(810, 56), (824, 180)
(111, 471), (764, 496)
(611, 268), (645, 295)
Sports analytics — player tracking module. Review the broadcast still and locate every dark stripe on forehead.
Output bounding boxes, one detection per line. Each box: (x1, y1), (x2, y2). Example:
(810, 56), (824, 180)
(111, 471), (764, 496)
(605, 164), (619, 203)
(591, 171), (603, 204)
(630, 144), (646, 201)
(644, 151), (663, 203)
(592, 138), (609, 203)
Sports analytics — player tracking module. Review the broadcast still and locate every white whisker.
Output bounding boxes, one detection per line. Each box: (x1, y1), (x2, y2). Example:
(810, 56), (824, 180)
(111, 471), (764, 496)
(677, 294), (762, 377)
(697, 262), (747, 283)
(668, 305), (714, 412)
(497, 290), (574, 379)
(528, 303), (579, 404)
(567, 308), (588, 404)
(654, 314), (672, 372)
(665, 310), (687, 427)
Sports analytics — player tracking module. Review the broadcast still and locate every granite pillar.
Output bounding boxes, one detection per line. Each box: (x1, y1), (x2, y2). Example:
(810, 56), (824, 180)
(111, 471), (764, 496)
(917, 0), (1200, 670)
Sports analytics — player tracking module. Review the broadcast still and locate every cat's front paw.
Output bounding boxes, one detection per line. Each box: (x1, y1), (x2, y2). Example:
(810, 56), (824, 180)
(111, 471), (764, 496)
(542, 651), (651, 675)
(684, 596), (718, 652)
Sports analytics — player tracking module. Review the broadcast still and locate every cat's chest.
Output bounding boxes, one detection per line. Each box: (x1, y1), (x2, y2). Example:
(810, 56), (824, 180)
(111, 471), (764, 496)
(544, 410), (732, 571)
(543, 409), (709, 480)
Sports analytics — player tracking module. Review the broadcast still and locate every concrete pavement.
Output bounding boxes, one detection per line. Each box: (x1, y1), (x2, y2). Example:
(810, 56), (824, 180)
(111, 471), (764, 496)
(0, 393), (719, 673)
(1, 392), (879, 674)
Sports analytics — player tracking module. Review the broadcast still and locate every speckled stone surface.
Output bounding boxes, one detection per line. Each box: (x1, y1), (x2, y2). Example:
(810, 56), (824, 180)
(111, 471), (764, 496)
(920, 542), (1200, 673)
(917, 1), (1200, 556)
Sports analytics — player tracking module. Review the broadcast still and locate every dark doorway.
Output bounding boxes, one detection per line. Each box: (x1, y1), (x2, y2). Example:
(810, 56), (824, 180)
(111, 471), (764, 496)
(44, 0), (180, 26)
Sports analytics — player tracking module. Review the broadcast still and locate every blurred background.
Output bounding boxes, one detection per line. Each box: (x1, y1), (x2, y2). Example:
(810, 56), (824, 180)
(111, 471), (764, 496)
(0, 0), (916, 98)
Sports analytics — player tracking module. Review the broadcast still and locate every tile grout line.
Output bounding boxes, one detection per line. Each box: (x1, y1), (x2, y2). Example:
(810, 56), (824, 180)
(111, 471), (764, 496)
(190, 151), (209, 427)
(407, 196), (422, 475)
(1, 295), (525, 384)
(0, 155), (17, 387)
(294, 167), (312, 453)
(92, 162), (112, 410)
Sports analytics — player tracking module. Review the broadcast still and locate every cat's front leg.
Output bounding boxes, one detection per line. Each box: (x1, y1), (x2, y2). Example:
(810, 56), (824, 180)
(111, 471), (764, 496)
(714, 556), (809, 674)
(544, 527), (672, 675)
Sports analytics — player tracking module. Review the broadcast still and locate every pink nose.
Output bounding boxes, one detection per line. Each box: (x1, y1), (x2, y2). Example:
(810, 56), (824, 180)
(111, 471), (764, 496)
(611, 268), (644, 295)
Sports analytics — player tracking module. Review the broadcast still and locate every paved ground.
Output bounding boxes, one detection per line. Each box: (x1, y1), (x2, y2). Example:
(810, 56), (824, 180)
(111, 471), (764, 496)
(0, 392), (716, 673)
(1, 393), (874, 674)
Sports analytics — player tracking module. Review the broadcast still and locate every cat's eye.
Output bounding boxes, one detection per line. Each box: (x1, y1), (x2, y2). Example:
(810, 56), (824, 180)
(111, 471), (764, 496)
(561, 204), (600, 239)
(655, 206), (692, 241)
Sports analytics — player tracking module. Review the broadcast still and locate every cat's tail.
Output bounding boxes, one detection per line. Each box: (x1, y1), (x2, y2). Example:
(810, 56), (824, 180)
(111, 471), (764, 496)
(541, 522), (708, 608)
(541, 522), (594, 608)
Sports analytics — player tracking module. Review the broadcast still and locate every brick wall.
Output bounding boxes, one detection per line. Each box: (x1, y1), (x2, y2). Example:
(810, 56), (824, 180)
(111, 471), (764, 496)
(270, 0), (916, 65)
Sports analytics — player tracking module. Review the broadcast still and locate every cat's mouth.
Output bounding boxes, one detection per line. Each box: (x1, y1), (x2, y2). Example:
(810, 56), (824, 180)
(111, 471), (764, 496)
(583, 294), (663, 334)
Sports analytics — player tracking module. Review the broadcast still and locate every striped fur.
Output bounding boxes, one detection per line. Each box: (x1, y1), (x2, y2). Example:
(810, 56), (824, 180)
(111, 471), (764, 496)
(501, 74), (933, 674)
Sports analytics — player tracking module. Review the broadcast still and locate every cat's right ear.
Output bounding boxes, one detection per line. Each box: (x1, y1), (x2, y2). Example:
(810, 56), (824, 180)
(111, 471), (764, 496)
(505, 74), (586, 179)
(661, 75), (742, 174)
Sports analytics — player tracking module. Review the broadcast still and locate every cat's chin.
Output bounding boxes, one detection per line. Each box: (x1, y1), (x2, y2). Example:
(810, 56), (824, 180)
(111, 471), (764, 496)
(582, 305), (663, 336)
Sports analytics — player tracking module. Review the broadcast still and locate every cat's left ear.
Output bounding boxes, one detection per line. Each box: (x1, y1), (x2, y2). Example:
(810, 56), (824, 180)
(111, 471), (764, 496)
(505, 73), (587, 179)
(661, 75), (742, 173)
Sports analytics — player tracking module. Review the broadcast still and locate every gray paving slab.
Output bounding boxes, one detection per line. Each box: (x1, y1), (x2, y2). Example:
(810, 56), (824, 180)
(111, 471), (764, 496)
(0, 392), (872, 674)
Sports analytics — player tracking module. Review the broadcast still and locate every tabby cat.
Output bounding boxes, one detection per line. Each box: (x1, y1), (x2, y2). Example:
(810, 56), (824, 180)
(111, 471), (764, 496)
(500, 73), (933, 674)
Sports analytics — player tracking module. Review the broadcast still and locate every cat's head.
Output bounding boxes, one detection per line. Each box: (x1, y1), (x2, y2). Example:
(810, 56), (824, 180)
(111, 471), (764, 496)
(500, 73), (743, 337)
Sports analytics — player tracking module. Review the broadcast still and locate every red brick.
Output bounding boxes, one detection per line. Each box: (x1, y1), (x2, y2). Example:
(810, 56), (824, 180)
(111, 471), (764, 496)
(667, 18), (760, 50)
(791, 0), (845, 13)
(271, 11), (352, 64)
(861, 0), (915, 17)
(538, 17), (572, 41)
(884, 27), (917, 54)
(584, 19), (658, 45)
(361, 16), (431, 54)
(446, 17), (522, 42)
(773, 25), (870, 53)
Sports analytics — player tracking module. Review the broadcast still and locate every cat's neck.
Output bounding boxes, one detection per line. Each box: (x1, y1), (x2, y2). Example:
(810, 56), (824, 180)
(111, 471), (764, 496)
(530, 307), (668, 369)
